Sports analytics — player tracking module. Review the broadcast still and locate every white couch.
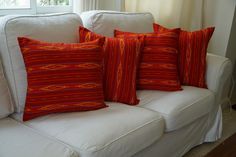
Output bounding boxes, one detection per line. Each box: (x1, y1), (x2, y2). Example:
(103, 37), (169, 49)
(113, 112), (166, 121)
(0, 11), (233, 157)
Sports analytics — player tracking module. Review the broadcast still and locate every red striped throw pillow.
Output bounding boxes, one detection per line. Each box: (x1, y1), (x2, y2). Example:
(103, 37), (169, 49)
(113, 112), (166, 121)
(115, 29), (182, 91)
(18, 37), (107, 121)
(79, 27), (142, 105)
(153, 23), (215, 88)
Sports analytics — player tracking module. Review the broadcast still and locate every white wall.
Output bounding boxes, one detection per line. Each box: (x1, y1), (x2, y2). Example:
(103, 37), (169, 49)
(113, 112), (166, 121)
(226, 8), (236, 68)
(226, 9), (236, 101)
(204, 0), (236, 57)
(99, 0), (123, 11)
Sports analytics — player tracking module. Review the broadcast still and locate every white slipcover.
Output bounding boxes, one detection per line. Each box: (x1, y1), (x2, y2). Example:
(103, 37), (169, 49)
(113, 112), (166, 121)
(0, 118), (78, 157)
(80, 10), (154, 37)
(24, 103), (164, 157)
(0, 58), (13, 119)
(138, 86), (215, 132)
(133, 114), (215, 157)
(206, 53), (232, 105)
(0, 11), (233, 157)
(0, 13), (83, 114)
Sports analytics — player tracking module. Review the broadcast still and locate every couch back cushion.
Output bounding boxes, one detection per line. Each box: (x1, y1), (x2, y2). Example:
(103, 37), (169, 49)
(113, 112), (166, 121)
(0, 13), (83, 113)
(80, 10), (154, 37)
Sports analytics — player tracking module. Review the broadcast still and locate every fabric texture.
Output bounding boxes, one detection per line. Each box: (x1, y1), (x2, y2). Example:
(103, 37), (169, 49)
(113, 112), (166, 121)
(73, 0), (100, 13)
(133, 107), (222, 157)
(0, 59), (14, 119)
(25, 103), (164, 157)
(137, 86), (214, 132)
(115, 29), (182, 91)
(79, 27), (142, 105)
(125, 0), (204, 30)
(80, 11), (154, 37)
(205, 54), (232, 105)
(18, 37), (107, 121)
(153, 23), (215, 88)
(0, 118), (78, 157)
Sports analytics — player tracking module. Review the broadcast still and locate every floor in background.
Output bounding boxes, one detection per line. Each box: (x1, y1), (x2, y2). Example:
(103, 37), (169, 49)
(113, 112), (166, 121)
(184, 107), (236, 157)
(204, 132), (236, 157)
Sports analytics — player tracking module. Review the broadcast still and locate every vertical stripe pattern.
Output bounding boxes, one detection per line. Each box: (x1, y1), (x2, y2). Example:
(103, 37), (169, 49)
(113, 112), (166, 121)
(153, 23), (215, 88)
(79, 27), (142, 105)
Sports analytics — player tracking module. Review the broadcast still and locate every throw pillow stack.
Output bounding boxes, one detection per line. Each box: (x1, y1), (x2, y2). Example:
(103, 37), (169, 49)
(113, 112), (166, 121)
(18, 23), (214, 121)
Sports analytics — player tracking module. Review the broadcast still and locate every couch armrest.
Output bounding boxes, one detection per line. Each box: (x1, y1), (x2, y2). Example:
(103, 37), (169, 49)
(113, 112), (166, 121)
(206, 53), (233, 105)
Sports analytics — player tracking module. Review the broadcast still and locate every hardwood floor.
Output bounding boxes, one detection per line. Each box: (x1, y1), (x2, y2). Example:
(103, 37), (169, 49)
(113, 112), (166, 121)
(204, 133), (236, 157)
(232, 104), (236, 110)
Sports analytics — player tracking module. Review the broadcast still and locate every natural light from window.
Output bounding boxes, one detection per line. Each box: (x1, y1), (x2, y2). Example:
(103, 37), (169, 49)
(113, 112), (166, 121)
(37, 0), (69, 6)
(0, 0), (70, 8)
(0, 0), (72, 14)
(0, 0), (30, 9)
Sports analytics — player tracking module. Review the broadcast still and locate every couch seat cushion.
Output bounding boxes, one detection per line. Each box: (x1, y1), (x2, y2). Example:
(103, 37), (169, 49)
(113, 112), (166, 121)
(0, 118), (77, 157)
(137, 86), (215, 132)
(24, 103), (164, 157)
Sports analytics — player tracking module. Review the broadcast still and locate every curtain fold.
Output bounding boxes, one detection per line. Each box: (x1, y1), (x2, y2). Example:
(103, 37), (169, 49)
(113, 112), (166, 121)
(125, 0), (204, 30)
(73, 0), (99, 13)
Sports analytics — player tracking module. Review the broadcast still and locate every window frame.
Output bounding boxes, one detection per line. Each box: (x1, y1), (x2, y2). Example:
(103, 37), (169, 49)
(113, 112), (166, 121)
(0, 0), (73, 15)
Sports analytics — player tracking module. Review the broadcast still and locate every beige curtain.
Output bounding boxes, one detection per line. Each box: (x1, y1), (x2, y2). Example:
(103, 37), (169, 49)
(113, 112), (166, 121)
(125, 0), (204, 30)
(73, 0), (100, 13)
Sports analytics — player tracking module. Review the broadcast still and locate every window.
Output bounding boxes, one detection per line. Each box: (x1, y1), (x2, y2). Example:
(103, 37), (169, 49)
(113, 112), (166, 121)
(0, 0), (30, 9)
(37, 0), (69, 6)
(37, 0), (72, 14)
(0, 0), (73, 15)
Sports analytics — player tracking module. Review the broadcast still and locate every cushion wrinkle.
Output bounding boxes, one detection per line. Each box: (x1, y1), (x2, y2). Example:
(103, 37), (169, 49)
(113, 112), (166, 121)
(85, 118), (163, 152)
(138, 86), (215, 131)
(23, 103), (164, 157)
(157, 92), (214, 122)
(7, 118), (78, 156)
(25, 115), (163, 153)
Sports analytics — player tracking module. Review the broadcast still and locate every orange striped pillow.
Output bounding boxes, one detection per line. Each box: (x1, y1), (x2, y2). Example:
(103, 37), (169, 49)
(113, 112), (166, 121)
(153, 23), (215, 88)
(79, 27), (142, 105)
(115, 29), (182, 91)
(18, 37), (107, 121)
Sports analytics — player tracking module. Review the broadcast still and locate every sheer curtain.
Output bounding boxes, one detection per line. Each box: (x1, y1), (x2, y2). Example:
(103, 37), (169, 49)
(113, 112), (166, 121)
(125, 0), (204, 30)
(73, 0), (100, 13)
